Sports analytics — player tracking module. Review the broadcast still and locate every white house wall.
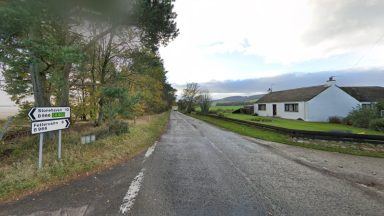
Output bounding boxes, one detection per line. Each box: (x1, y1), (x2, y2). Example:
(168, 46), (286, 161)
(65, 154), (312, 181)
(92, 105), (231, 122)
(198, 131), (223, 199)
(254, 102), (306, 120)
(306, 85), (360, 121)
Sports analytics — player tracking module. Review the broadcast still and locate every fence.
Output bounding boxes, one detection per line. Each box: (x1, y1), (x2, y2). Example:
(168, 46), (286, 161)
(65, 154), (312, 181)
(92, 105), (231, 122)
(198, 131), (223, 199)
(202, 114), (384, 144)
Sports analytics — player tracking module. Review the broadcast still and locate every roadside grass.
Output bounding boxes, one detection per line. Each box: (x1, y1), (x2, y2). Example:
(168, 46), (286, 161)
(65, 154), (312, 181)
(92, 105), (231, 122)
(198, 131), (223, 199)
(190, 113), (384, 158)
(224, 113), (384, 135)
(0, 112), (169, 202)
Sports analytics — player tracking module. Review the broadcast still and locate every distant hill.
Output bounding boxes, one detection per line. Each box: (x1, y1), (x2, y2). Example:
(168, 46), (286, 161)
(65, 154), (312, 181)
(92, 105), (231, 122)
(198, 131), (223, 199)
(213, 94), (265, 106)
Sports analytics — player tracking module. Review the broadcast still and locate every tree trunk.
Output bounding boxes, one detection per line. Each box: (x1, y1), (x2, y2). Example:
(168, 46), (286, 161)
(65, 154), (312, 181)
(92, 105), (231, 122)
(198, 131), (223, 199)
(30, 60), (50, 107)
(96, 98), (104, 126)
(95, 32), (114, 126)
(57, 63), (71, 107)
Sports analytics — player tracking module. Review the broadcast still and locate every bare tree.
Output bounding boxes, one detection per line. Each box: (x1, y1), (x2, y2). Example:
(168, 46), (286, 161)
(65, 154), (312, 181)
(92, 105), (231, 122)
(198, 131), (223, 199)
(181, 83), (200, 113)
(198, 90), (212, 114)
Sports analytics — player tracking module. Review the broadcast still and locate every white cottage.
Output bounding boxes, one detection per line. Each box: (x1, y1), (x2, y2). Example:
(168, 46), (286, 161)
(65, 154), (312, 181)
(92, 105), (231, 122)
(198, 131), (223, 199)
(254, 79), (384, 122)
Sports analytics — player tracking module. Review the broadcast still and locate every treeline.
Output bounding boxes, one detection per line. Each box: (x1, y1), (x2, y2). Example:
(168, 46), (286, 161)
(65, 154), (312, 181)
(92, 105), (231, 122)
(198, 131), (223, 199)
(0, 0), (178, 126)
(215, 102), (255, 106)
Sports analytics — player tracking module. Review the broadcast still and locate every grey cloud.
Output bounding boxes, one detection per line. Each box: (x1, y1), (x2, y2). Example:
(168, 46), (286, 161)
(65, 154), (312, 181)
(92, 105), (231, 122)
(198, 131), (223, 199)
(305, 0), (384, 47)
(174, 69), (384, 96)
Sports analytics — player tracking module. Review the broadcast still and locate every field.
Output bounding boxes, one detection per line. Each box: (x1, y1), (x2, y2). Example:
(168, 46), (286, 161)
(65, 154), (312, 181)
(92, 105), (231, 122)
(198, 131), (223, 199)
(210, 105), (242, 111)
(0, 107), (18, 120)
(223, 113), (384, 135)
(190, 113), (384, 158)
(0, 112), (169, 201)
(195, 105), (242, 113)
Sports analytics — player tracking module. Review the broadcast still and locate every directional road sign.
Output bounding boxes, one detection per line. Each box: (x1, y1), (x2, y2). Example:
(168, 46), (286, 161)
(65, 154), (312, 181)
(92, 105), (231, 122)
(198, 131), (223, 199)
(28, 107), (70, 121)
(31, 119), (70, 134)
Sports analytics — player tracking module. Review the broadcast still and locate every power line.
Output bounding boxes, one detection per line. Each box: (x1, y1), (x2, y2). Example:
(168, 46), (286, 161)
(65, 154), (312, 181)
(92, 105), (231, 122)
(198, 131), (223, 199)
(351, 32), (384, 68)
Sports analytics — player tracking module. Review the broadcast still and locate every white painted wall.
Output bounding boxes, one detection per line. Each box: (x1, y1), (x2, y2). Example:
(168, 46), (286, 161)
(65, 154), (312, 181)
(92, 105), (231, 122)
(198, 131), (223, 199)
(306, 85), (360, 121)
(255, 102), (305, 120)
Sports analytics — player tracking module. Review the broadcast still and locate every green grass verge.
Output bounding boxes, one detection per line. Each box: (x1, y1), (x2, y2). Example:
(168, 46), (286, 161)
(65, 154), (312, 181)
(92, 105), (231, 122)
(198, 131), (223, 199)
(0, 112), (170, 202)
(190, 113), (384, 158)
(224, 113), (384, 135)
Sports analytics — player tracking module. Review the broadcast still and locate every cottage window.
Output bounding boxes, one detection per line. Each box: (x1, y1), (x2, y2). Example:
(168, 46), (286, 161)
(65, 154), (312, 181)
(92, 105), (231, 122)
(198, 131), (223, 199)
(362, 103), (373, 109)
(258, 104), (266, 111)
(284, 103), (299, 112)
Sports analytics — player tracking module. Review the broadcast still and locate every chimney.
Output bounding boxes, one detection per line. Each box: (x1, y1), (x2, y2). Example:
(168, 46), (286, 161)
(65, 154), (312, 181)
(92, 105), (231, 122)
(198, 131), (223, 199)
(325, 76), (336, 87)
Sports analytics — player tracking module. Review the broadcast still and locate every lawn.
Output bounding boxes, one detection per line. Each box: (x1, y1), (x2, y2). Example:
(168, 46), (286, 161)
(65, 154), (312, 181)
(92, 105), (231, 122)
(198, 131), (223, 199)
(0, 112), (169, 202)
(223, 113), (384, 135)
(190, 113), (384, 158)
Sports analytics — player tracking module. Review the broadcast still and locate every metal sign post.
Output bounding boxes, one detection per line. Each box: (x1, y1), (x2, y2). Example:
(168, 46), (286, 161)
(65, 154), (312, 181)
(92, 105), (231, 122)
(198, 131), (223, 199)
(38, 133), (44, 169)
(29, 107), (70, 169)
(58, 130), (62, 160)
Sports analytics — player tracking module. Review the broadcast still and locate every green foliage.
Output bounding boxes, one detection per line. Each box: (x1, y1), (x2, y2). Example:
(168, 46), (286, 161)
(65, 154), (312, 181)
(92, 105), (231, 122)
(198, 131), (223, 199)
(15, 102), (33, 120)
(369, 118), (384, 132)
(102, 87), (139, 122)
(108, 121), (129, 135)
(345, 106), (379, 129)
(136, 0), (179, 50)
(375, 101), (384, 113)
(0, 0), (178, 125)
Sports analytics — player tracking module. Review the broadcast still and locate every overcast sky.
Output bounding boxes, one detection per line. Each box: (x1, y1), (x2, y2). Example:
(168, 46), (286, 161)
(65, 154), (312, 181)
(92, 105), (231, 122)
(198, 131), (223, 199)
(160, 0), (384, 99)
(1, 0), (384, 105)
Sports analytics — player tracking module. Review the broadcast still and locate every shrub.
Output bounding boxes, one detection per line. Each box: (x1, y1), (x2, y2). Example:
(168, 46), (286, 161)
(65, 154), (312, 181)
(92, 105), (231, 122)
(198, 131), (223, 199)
(16, 102), (33, 120)
(369, 118), (384, 132)
(328, 116), (343, 124)
(375, 101), (384, 114)
(217, 112), (225, 117)
(108, 121), (129, 135)
(345, 106), (378, 128)
(208, 110), (217, 115)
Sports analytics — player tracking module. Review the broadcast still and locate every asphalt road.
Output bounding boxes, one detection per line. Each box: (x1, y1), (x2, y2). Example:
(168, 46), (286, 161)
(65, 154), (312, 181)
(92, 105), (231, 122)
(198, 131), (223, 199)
(1, 111), (383, 216)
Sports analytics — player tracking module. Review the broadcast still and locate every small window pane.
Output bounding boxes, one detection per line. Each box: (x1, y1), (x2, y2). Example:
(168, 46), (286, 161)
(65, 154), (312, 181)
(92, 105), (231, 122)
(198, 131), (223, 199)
(258, 104), (266, 111)
(285, 103), (299, 112)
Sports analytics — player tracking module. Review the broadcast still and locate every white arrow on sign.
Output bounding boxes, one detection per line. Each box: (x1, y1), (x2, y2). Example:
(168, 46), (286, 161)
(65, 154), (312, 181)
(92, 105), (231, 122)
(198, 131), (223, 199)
(31, 119), (70, 134)
(28, 107), (70, 121)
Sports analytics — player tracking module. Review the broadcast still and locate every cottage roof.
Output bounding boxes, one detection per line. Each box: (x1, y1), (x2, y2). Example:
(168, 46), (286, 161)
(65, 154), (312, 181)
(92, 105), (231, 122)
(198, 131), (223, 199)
(340, 86), (384, 102)
(257, 85), (328, 103)
(257, 85), (384, 104)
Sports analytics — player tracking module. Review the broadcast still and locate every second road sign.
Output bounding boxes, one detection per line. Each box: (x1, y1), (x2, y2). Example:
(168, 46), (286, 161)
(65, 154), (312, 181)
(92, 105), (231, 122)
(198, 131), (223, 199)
(31, 119), (70, 134)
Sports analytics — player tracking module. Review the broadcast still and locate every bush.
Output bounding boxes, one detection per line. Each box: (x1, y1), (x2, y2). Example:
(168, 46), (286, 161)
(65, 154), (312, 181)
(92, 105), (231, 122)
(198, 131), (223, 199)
(345, 106), (379, 128)
(369, 118), (384, 132)
(16, 102), (33, 120)
(108, 121), (129, 135)
(217, 112), (225, 117)
(208, 110), (218, 115)
(328, 116), (343, 124)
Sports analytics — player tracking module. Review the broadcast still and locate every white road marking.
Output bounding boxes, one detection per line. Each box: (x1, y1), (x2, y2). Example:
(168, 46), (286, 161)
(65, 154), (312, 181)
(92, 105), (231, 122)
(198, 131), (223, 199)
(144, 141), (157, 158)
(120, 168), (145, 215)
(119, 142), (157, 215)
